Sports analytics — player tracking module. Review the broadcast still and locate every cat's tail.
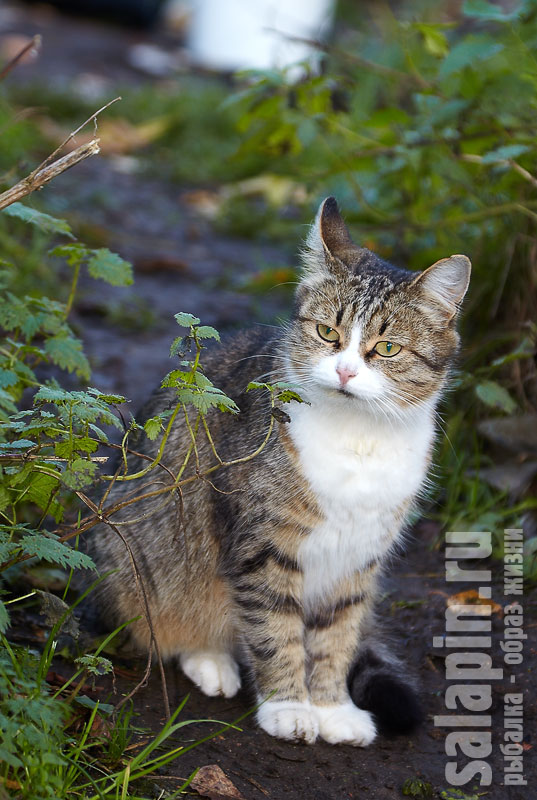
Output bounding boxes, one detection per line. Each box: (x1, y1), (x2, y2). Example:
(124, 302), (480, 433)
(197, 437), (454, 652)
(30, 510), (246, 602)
(348, 637), (424, 736)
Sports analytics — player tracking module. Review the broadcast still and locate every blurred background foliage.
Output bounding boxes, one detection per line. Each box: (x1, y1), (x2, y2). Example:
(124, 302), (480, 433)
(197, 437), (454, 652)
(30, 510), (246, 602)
(1, 0), (537, 562)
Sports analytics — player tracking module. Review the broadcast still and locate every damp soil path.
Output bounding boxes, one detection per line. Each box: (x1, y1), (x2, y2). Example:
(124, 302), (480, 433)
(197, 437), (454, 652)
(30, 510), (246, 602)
(2, 5), (536, 799)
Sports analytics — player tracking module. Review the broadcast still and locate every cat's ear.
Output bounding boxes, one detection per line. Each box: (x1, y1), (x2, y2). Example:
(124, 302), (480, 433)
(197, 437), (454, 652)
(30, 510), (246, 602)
(305, 197), (356, 273)
(412, 255), (471, 321)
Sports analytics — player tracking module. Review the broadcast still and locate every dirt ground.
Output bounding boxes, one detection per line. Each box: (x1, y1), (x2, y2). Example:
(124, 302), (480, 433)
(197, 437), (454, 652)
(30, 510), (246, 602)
(2, 4), (535, 799)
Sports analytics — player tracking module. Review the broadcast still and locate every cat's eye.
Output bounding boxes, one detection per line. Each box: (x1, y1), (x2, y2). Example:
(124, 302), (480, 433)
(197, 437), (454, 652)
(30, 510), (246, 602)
(374, 341), (402, 357)
(317, 324), (340, 343)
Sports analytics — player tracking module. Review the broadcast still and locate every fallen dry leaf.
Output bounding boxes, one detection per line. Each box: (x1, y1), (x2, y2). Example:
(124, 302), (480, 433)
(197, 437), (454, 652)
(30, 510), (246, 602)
(190, 764), (246, 800)
(447, 589), (502, 616)
(36, 116), (169, 156)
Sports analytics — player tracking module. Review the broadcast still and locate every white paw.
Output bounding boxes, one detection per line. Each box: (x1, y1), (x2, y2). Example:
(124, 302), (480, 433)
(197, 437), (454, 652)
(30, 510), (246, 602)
(313, 701), (377, 747)
(257, 699), (318, 744)
(179, 651), (241, 698)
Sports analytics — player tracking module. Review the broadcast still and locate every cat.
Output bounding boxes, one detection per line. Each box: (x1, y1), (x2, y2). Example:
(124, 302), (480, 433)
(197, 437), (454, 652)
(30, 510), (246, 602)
(84, 197), (470, 746)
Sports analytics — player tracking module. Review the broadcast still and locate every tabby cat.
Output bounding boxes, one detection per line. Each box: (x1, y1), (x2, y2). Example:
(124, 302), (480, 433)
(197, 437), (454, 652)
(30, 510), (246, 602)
(85, 197), (470, 746)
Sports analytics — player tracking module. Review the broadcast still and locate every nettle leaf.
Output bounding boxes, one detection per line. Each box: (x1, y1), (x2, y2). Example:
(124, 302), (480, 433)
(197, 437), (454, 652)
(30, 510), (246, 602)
(87, 248), (133, 286)
(44, 334), (91, 379)
(2, 203), (74, 238)
(144, 416), (163, 440)
(174, 312), (201, 328)
(0, 389), (18, 414)
(75, 654), (113, 676)
(19, 534), (94, 568)
(55, 437), (98, 457)
(87, 388), (127, 405)
(161, 369), (190, 389)
(0, 439), (36, 451)
(26, 474), (63, 523)
(215, 393), (240, 414)
(0, 486), (11, 512)
(0, 369), (19, 389)
(193, 371), (213, 389)
(196, 325), (220, 341)
(34, 385), (71, 404)
(169, 336), (186, 357)
(61, 458), (99, 490)
(247, 380), (269, 392)
(475, 381), (518, 414)
(49, 242), (89, 267)
(277, 389), (305, 404)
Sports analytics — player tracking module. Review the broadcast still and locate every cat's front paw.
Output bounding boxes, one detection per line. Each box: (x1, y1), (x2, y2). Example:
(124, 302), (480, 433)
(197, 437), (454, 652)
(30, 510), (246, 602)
(179, 651), (241, 698)
(257, 700), (318, 744)
(313, 701), (376, 747)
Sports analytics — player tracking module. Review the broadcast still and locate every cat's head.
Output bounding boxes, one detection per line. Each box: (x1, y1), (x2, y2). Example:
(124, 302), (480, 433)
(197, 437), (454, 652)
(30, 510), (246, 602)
(287, 197), (471, 414)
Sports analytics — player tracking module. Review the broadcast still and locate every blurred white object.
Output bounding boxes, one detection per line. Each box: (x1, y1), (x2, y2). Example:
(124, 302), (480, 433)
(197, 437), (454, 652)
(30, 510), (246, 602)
(187, 0), (334, 73)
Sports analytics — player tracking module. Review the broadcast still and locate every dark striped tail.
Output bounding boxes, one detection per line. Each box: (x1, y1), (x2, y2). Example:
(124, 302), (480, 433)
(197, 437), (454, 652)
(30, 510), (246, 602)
(348, 647), (424, 735)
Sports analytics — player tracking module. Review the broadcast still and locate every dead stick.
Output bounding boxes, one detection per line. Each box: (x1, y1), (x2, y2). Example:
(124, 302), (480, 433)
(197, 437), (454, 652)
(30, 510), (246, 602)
(0, 35), (41, 81)
(0, 140), (101, 211)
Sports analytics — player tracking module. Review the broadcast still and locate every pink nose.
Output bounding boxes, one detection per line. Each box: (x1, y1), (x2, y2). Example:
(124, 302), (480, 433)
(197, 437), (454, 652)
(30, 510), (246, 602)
(336, 365), (357, 387)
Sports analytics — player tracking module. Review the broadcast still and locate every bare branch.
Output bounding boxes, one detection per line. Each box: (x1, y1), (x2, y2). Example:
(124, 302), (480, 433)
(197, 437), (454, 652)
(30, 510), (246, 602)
(0, 140), (100, 211)
(0, 35), (41, 81)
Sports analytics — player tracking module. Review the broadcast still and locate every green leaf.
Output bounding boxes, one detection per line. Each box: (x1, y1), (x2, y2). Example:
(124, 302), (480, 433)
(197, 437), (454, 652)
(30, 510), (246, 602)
(19, 533), (94, 568)
(247, 381), (269, 392)
(0, 368), (19, 389)
(2, 203), (74, 238)
(174, 312), (201, 328)
(75, 695), (115, 714)
(161, 369), (190, 389)
(439, 36), (504, 77)
(277, 389), (305, 404)
(44, 334), (90, 379)
(144, 416), (163, 440)
(61, 458), (98, 490)
(0, 746), (22, 768)
(87, 388), (127, 404)
(481, 144), (531, 163)
(169, 336), (185, 357)
(55, 436), (98, 457)
(196, 325), (220, 341)
(415, 23), (449, 57)
(475, 381), (518, 414)
(0, 601), (9, 634)
(463, 0), (524, 21)
(87, 248), (133, 286)
(49, 243), (88, 266)
(26, 473), (63, 523)
(75, 654), (113, 676)
(34, 385), (70, 404)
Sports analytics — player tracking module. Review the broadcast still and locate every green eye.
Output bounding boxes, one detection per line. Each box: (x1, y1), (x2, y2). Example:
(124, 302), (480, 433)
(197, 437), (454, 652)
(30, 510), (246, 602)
(317, 324), (340, 343)
(374, 341), (402, 357)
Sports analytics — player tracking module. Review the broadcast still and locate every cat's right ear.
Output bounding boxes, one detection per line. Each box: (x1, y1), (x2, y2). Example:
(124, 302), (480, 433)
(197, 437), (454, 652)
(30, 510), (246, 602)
(303, 197), (356, 278)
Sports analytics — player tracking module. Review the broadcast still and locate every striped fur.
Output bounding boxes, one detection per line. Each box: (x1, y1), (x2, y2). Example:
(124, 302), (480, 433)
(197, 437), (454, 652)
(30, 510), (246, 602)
(84, 197), (470, 746)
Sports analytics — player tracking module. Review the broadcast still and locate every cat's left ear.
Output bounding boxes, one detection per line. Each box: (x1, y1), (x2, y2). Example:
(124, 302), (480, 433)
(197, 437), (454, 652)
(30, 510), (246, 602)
(412, 254), (471, 321)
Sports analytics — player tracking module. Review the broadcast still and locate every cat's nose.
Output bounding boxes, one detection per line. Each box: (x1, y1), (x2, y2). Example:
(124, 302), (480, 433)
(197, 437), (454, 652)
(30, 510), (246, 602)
(336, 365), (357, 386)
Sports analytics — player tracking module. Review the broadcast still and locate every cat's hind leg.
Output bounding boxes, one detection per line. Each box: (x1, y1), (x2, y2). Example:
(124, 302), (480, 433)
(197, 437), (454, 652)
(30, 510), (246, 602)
(179, 650), (241, 698)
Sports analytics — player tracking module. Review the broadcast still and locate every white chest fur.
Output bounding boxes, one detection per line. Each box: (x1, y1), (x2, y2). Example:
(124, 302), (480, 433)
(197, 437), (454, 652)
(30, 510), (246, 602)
(289, 397), (436, 605)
